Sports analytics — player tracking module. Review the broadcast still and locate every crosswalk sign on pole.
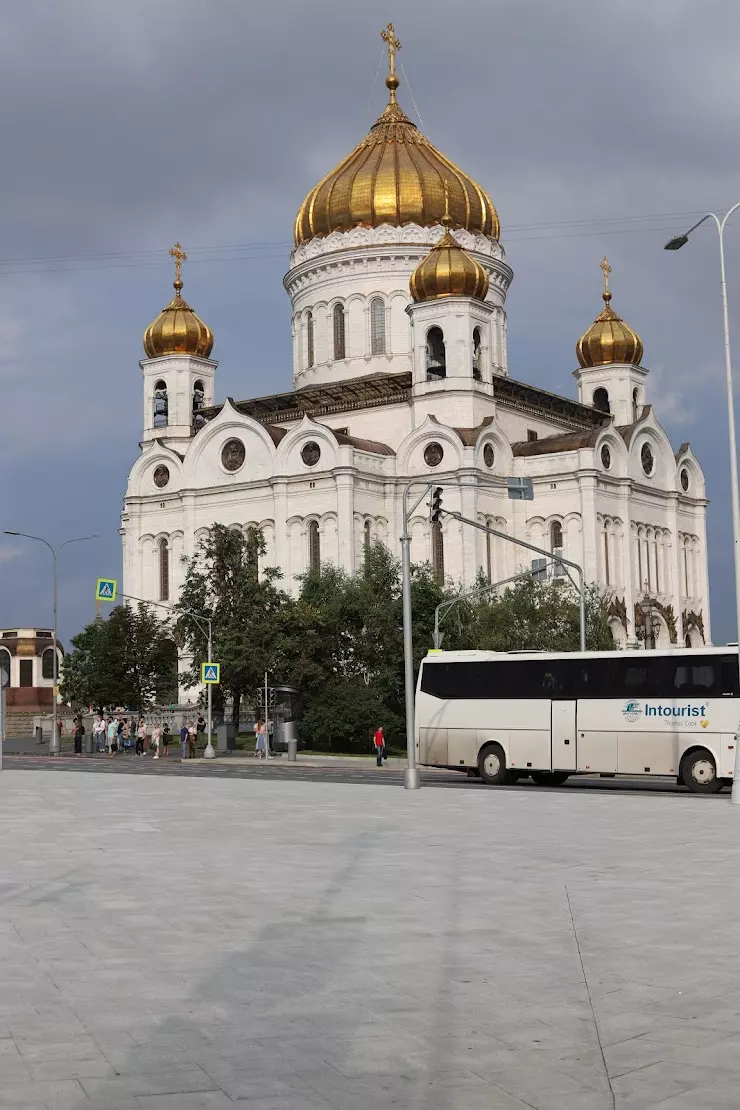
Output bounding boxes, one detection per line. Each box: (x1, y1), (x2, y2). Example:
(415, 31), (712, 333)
(201, 662), (220, 684)
(95, 578), (117, 602)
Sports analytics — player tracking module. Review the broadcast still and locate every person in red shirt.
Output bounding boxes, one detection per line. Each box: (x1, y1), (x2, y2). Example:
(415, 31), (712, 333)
(373, 726), (385, 767)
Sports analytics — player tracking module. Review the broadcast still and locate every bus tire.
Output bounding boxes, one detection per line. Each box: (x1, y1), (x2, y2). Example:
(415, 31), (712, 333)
(530, 771), (570, 787)
(680, 748), (723, 794)
(478, 743), (512, 786)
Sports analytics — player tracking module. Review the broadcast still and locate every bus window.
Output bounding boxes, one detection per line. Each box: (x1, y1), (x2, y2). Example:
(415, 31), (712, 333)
(610, 658), (665, 698)
(665, 654), (720, 696)
(557, 657), (611, 699)
(721, 656), (739, 696)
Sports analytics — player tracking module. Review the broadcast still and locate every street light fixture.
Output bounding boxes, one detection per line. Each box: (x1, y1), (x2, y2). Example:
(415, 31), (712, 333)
(664, 203), (740, 803)
(4, 531), (98, 754)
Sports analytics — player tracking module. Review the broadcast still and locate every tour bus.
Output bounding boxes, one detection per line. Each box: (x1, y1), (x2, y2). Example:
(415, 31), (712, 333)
(415, 647), (740, 793)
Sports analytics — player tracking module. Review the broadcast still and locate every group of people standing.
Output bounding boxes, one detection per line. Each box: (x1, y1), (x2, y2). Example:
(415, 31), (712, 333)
(90, 713), (206, 759)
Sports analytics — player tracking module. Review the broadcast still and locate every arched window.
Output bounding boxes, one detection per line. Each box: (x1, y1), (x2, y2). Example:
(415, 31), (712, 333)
(550, 521), (563, 551)
(160, 638), (179, 706)
(363, 519), (371, 550)
(153, 380), (168, 428)
(593, 387), (610, 414)
(159, 538), (169, 602)
(432, 521), (445, 584)
(603, 524), (610, 586)
(192, 380), (205, 431)
(633, 387), (640, 422)
(42, 646), (56, 681)
(306, 312), (314, 368)
(370, 298), (386, 355)
(426, 327), (446, 381)
(0, 647), (10, 686)
(333, 303), (346, 361)
(308, 520), (321, 573)
(472, 327), (482, 382)
(245, 526), (259, 583)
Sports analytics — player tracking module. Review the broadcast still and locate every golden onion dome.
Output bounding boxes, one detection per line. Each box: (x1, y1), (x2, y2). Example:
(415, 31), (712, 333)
(410, 197), (489, 302)
(143, 243), (214, 360)
(576, 257), (643, 368)
(294, 25), (499, 246)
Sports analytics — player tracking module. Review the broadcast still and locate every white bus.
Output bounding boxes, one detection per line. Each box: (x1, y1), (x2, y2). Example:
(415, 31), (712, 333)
(415, 647), (739, 793)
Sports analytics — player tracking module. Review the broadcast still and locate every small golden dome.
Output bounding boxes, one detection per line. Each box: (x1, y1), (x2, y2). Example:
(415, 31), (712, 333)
(410, 191), (489, 302)
(576, 257), (643, 368)
(294, 25), (499, 246)
(143, 243), (214, 360)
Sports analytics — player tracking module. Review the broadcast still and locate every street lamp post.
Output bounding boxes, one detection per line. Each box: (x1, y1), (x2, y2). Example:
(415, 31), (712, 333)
(4, 532), (97, 754)
(665, 204), (740, 803)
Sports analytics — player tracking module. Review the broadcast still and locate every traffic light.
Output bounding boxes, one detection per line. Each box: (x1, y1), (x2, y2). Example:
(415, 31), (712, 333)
(430, 487), (443, 523)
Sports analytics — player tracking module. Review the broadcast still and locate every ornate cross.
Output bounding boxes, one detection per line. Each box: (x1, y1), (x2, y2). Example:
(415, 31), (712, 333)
(442, 178), (451, 227)
(381, 22), (401, 80)
(169, 241), (187, 286)
(600, 255), (612, 296)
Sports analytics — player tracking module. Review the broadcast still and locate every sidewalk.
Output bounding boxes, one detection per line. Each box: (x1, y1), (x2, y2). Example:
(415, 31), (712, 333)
(0, 769), (737, 1108)
(191, 752), (410, 768)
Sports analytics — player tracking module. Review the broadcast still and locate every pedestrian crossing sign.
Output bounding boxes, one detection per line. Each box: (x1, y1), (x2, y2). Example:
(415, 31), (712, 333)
(95, 578), (117, 602)
(201, 662), (220, 684)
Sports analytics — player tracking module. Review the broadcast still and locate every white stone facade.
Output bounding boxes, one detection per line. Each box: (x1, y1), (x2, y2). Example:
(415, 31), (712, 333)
(123, 222), (710, 653)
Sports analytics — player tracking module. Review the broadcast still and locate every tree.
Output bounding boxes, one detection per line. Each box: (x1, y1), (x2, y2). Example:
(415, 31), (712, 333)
(466, 577), (614, 653)
(60, 604), (178, 714)
(174, 525), (289, 730)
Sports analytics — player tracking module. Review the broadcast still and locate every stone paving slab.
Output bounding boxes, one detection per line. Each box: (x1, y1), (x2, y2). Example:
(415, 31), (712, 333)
(0, 769), (739, 1108)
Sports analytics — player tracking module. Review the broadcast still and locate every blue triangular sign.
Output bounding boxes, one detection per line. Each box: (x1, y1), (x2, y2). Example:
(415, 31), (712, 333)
(205, 666), (217, 681)
(100, 583), (113, 597)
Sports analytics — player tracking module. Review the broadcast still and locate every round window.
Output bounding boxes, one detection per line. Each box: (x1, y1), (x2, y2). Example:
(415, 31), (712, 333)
(641, 443), (655, 477)
(153, 465), (170, 489)
(600, 445), (611, 471)
(680, 467), (690, 492)
(221, 439), (246, 472)
(424, 442), (444, 468)
(483, 443), (495, 469)
(301, 441), (321, 467)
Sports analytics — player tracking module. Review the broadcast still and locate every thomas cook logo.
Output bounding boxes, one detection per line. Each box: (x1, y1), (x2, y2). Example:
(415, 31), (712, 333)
(622, 701), (642, 723)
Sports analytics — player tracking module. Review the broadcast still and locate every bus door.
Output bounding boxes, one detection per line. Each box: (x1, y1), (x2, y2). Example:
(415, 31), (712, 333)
(551, 700), (577, 770)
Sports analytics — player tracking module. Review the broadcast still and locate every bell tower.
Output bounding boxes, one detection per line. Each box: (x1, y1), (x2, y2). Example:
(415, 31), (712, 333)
(140, 243), (217, 450)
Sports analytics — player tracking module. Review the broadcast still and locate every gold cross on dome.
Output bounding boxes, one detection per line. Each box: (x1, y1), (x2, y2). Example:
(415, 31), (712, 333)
(169, 241), (187, 285)
(600, 255), (612, 296)
(442, 178), (452, 227)
(381, 22), (401, 78)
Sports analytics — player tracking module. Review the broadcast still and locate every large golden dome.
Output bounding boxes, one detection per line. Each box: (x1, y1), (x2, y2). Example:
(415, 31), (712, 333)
(294, 27), (499, 246)
(410, 207), (489, 302)
(143, 243), (214, 360)
(577, 258), (643, 368)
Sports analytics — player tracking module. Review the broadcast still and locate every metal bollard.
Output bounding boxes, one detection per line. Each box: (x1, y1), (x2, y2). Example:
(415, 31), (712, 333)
(287, 738), (297, 762)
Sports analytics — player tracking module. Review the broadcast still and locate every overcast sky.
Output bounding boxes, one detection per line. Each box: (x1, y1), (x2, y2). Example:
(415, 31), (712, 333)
(1, 0), (739, 647)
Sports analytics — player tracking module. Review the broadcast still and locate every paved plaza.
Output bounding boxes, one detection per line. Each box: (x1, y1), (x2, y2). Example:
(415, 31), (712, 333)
(0, 772), (738, 1109)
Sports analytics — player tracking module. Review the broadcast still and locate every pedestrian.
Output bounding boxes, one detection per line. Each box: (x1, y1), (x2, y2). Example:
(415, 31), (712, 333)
(93, 713), (106, 752)
(121, 717), (131, 753)
(106, 716), (117, 756)
(136, 718), (147, 756)
(179, 719), (188, 760)
(373, 725), (385, 767)
(162, 722), (170, 757)
(117, 716), (125, 748)
(188, 720), (197, 760)
(151, 721), (161, 760)
(254, 719), (266, 759)
(73, 716), (84, 755)
(196, 713), (206, 749)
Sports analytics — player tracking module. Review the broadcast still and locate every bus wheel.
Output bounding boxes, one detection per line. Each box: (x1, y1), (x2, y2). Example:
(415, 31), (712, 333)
(478, 744), (512, 786)
(681, 749), (722, 794)
(530, 771), (570, 787)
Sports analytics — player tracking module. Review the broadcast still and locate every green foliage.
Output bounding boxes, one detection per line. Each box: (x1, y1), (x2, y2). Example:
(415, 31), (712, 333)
(174, 524), (290, 729)
(60, 604), (178, 714)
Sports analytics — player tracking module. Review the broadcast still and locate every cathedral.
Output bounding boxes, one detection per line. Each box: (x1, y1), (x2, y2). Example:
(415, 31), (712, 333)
(122, 26), (710, 651)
